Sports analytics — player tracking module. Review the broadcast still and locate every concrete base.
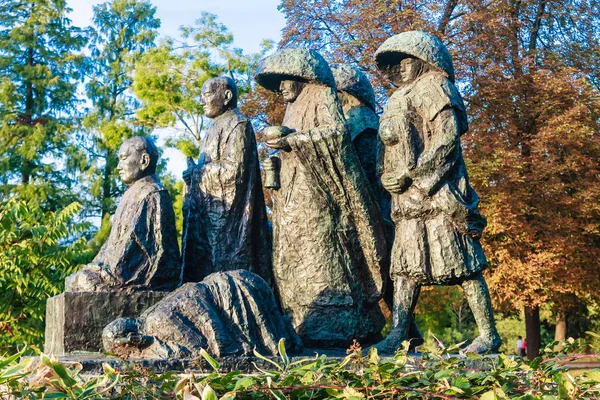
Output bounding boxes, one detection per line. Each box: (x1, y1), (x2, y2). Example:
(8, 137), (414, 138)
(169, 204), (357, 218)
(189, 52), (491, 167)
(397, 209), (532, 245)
(44, 291), (167, 355)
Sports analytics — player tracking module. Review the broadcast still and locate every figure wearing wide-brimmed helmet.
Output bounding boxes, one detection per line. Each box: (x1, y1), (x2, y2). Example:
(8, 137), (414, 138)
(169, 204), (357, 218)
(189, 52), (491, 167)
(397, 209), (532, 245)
(255, 48), (388, 347)
(374, 31), (501, 354)
(330, 65), (391, 221)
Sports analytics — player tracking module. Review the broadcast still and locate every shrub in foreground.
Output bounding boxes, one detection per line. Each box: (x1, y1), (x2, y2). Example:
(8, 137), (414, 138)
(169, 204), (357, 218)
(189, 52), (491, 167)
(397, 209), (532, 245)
(1, 339), (600, 399)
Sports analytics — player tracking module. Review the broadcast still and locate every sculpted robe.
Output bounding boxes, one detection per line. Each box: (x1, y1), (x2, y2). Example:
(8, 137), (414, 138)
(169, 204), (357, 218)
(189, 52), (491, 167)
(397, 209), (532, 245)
(272, 84), (387, 347)
(182, 108), (272, 284)
(65, 175), (181, 292)
(103, 270), (302, 359)
(380, 73), (487, 285)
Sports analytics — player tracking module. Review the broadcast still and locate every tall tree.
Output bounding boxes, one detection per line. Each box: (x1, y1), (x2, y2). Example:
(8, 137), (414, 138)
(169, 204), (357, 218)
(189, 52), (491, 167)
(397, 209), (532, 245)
(83, 0), (160, 227)
(277, 0), (600, 357)
(134, 12), (271, 159)
(0, 0), (87, 209)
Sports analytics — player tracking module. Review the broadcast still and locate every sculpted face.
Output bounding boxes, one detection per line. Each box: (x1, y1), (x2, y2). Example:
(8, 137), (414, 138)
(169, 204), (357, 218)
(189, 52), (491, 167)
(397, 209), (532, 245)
(400, 58), (420, 83)
(279, 80), (304, 103)
(116, 140), (150, 185)
(386, 57), (422, 87)
(201, 79), (232, 118)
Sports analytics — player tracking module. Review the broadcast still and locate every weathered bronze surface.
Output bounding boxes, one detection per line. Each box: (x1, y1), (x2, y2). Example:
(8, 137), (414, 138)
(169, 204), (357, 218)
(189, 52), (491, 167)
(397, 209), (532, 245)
(181, 77), (272, 284)
(255, 48), (388, 348)
(374, 31), (501, 354)
(102, 270), (302, 358)
(65, 137), (181, 292)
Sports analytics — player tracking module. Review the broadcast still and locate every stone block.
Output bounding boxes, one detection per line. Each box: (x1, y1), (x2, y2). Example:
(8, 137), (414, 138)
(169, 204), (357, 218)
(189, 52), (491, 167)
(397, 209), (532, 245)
(44, 291), (167, 355)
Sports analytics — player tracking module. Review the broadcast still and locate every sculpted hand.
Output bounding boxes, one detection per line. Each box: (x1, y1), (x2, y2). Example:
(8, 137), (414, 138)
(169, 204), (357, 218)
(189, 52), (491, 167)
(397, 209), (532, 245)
(264, 126), (295, 150)
(381, 173), (412, 194)
(182, 156), (196, 186)
(266, 136), (290, 150)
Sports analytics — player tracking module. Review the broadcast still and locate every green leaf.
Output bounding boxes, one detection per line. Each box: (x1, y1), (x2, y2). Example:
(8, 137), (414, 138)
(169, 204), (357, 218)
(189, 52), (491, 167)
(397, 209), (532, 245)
(278, 338), (290, 367)
(233, 376), (255, 391)
(51, 363), (78, 388)
(269, 389), (286, 400)
(342, 386), (365, 399)
(42, 393), (70, 399)
(434, 369), (454, 380)
(40, 353), (53, 368)
(0, 351), (22, 369)
(479, 390), (498, 400)
(202, 384), (219, 400)
(253, 348), (283, 371)
(200, 348), (220, 371)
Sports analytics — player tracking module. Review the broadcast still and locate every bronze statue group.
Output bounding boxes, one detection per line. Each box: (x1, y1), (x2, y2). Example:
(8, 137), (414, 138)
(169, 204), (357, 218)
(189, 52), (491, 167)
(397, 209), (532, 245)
(64, 31), (502, 359)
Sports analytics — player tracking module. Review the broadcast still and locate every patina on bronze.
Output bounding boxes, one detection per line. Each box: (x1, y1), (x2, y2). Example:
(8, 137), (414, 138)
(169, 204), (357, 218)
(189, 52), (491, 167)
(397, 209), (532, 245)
(181, 77), (272, 284)
(374, 31), (501, 354)
(330, 64), (383, 206)
(255, 48), (388, 348)
(102, 270), (302, 358)
(65, 137), (181, 293)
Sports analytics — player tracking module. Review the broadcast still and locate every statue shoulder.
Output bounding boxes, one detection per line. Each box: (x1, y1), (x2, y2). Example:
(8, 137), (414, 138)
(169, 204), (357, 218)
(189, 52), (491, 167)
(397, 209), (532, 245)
(410, 73), (466, 123)
(346, 106), (379, 141)
(125, 175), (168, 206)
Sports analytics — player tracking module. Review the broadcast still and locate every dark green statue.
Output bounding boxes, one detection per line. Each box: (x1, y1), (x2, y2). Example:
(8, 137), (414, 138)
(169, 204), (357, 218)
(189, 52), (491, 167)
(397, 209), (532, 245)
(255, 48), (388, 348)
(374, 31), (502, 354)
(181, 77), (272, 284)
(65, 137), (181, 293)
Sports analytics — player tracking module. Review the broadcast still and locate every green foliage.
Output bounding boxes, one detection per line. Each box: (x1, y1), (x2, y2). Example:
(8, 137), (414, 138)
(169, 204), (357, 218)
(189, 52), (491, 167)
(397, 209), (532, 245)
(3, 339), (600, 399)
(134, 12), (272, 159)
(0, 0), (88, 209)
(0, 199), (92, 354)
(82, 0), (161, 224)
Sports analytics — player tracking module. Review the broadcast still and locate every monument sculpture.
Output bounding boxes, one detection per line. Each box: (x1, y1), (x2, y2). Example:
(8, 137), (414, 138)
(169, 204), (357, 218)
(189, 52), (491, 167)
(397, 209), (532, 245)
(181, 77), (272, 284)
(373, 31), (502, 354)
(330, 64), (386, 211)
(65, 137), (181, 293)
(255, 48), (388, 347)
(103, 270), (302, 358)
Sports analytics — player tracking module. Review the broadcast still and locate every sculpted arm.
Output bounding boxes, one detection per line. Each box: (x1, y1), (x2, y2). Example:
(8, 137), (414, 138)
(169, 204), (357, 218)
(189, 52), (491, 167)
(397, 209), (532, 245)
(132, 191), (180, 288)
(410, 107), (460, 195)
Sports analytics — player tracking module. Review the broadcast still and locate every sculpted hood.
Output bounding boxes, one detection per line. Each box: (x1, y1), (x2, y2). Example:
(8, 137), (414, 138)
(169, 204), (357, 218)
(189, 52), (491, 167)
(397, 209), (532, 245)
(255, 48), (336, 91)
(331, 64), (377, 111)
(375, 31), (455, 83)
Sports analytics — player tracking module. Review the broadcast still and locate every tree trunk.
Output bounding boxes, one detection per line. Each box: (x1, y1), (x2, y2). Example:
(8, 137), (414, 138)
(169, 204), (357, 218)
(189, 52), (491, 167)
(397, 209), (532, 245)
(101, 152), (113, 219)
(22, 45), (35, 184)
(555, 314), (567, 341)
(524, 306), (541, 360)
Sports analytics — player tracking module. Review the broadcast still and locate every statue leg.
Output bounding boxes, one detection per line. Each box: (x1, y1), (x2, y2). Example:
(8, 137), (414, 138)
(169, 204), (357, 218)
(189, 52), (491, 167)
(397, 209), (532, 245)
(461, 272), (502, 353)
(374, 276), (420, 354)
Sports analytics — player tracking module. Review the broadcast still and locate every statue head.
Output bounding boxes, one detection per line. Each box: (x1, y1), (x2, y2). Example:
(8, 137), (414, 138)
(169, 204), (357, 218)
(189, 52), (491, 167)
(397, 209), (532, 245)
(102, 317), (152, 355)
(117, 136), (159, 185)
(201, 77), (238, 118)
(330, 64), (377, 111)
(375, 31), (455, 85)
(384, 56), (430, 87)
(279, 79), (306, 103)
(255, 48), (336, 98)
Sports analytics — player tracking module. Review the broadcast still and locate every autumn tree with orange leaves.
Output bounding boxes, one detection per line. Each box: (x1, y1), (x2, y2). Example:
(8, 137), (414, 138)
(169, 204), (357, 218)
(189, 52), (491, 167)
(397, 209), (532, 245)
(276, 0), (600, 358)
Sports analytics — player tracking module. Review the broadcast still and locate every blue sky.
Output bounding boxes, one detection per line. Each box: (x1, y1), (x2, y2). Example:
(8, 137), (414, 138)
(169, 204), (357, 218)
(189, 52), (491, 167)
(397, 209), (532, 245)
(67, 0), (286, 53)
(67, 0), (286, 177)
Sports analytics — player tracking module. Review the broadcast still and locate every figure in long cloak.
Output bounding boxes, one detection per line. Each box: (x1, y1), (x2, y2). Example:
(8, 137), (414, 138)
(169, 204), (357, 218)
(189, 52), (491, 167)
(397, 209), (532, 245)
(330, 64), (388, 216)
(103, 270), (302, 358)
(373, 31), (501, 354)
(181, 77), (272, 284)
(65, 137), (181, 293)
(255, 49), (388, 348)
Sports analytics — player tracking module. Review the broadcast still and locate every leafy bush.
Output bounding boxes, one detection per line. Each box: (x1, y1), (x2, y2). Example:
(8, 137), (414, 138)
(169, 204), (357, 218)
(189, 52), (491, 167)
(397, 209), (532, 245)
(2, 339), (600, 399)
(0, 199), (93, 354)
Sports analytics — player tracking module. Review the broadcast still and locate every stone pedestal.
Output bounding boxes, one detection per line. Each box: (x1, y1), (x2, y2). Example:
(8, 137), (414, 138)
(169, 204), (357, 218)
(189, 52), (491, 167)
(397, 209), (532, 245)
(44, 291), (167, 355)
